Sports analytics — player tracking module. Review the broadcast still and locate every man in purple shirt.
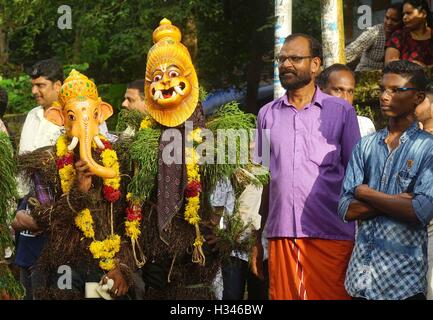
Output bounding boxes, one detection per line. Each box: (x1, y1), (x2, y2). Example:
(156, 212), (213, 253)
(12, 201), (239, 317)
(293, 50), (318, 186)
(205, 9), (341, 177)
(254, 34), (361, 300)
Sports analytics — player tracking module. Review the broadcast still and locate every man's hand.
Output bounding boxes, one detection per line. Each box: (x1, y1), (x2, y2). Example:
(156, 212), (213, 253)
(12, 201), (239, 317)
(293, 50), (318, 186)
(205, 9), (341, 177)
(201, 219), (221, 252)
(354, 184), (371, 201)
(250, 237), (264, 280)
(101, 268), (129, 298)
(11, 210), (41, 233)
(399, 193), (413, 200)
(75, 160), (94, 193)
(412, 60), (426, 67)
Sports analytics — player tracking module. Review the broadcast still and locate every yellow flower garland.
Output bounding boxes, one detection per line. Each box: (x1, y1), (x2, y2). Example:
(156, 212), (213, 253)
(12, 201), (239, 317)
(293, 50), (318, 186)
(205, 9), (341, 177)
(56, 134), (122, 271)
(130, 122), (206, 266)
(185, 128), (205, 266)
(56, 135), (76, 193)
(140, 116), (155, 129)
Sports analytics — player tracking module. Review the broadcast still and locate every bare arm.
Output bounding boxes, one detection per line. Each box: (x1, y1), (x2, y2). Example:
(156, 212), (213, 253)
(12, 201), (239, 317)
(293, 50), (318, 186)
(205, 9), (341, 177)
(344, 200), (381, 222)
(257, 183), (269, 238)
(251, 183), (269, 279)
(356, 185), (418, 224)
(11, 210), (40, 233)
(385, 47), (400, 64)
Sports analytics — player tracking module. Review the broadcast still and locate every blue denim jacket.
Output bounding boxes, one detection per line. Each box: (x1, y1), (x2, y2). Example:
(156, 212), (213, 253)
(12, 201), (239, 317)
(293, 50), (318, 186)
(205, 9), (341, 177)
(338, 123), (433, 300)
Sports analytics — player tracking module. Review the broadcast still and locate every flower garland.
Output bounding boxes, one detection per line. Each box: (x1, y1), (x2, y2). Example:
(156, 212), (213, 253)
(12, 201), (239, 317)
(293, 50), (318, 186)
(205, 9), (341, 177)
(130, 118), (206, 266)
(56, 134), (122, 271)
(56, 134), (121, 202)
(124, 192), (146, 268)
(140, 116), (155, 130)
(185, 127), (205, 266)
(123, 115), (157, 267)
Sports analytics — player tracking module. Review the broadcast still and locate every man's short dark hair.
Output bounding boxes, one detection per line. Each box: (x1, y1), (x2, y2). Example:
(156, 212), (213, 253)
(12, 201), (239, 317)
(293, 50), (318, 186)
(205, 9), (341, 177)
(127, 79), (145, 97)
(316, 63), (355, 89)
(29, 58), (64, 83)
(284, 33), (323, 64)
(383, 60), (428, 91)
(0, 87), (8, 118)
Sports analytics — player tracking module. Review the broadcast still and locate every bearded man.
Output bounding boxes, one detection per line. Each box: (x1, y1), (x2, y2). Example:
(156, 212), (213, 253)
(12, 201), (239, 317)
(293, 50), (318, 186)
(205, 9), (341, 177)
(254, 34), (361, 300)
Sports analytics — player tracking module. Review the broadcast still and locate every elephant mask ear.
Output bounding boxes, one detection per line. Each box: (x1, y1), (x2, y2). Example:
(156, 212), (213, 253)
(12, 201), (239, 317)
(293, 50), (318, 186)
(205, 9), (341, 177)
(99, 101), (114, 123)
(44, 102), (64, 126)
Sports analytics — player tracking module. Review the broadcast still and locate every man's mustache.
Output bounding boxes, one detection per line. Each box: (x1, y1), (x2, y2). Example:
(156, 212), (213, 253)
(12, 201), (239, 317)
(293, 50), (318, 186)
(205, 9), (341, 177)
(280, 70), (297, 76)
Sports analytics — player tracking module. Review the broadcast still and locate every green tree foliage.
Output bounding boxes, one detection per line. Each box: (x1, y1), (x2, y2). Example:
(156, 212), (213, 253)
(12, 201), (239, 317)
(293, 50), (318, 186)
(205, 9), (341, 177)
(1, 1), (273, 88)
(1, 0), (324, 117)
(293, 0), (322, 41)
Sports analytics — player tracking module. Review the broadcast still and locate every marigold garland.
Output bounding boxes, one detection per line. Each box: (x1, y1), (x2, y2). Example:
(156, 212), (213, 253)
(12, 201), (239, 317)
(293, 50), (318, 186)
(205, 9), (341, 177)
(124, 192), (145, 267)
(185, 128), (205, 266)
(128, 121), (206, 266)
(140, 116), (155, 130)
(56, 134), (122, 271)
(124, 115), (155, 268)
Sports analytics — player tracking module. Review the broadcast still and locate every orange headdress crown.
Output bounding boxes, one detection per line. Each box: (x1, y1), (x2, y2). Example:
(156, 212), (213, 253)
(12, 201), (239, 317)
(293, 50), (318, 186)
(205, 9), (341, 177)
(144, 18), (199, 127)
(58, 69), (100, 106)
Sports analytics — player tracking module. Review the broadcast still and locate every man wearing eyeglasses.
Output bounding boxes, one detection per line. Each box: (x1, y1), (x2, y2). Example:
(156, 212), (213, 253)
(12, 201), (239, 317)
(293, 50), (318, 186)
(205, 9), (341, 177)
(254, 34), (361, 300)
(339, 60), (433, 300)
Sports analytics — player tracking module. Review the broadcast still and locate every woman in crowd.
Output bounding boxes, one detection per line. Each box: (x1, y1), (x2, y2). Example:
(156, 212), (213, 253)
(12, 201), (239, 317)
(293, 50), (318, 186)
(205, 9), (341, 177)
(385, 0), (433, 66)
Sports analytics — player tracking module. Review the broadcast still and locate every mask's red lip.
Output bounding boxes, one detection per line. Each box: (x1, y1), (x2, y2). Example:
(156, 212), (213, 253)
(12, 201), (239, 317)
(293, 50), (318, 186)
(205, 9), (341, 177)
(162, 88), (174, 99)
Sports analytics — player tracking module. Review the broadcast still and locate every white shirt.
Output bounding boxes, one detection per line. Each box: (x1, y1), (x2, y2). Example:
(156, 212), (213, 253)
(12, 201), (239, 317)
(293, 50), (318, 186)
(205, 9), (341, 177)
(19, 106), (117, 155)
(18, 106), (63, 155)
(357, 115), (376, 138)
(210, 174), (264, 262)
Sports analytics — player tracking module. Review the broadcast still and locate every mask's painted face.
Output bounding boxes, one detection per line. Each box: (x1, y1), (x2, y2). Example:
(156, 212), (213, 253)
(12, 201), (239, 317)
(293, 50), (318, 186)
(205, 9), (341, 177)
(44, 70), (116, 179)
(149, 63), (192, 109)
(144, 18), (199, 127)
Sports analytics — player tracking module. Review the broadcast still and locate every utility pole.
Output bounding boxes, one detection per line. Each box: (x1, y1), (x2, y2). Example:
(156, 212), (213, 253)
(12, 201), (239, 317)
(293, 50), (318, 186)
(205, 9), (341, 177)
(321, 0), (345, 68)
(274, 0), (292, 99)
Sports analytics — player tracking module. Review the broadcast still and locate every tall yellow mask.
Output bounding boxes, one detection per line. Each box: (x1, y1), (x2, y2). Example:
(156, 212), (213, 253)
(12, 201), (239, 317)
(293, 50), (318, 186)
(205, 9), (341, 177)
(144, 18), (199, 127)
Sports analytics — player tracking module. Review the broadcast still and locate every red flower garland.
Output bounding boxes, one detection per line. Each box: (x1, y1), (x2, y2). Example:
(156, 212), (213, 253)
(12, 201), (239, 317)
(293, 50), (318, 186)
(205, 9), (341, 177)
(126, 206), (142, 222)
(103, 185), (121, 203)
(56, 152), (74, 169)
(185, 180), (201, 198)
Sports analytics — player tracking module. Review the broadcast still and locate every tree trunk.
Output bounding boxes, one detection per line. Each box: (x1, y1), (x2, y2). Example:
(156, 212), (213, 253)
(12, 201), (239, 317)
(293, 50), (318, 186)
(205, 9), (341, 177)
(0, 26), (8, 65)
(245, 0), (270, 115)
(183, 17), (198, 62)
(321, 0), (346, 67)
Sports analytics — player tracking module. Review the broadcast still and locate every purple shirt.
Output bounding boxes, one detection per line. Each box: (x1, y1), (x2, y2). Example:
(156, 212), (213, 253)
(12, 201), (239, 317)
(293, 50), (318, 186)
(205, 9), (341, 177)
(255, 87), (360, 240)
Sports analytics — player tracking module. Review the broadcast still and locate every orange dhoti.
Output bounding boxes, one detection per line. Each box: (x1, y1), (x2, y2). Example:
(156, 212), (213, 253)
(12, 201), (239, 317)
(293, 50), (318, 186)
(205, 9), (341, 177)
(268, 238), (354, 300)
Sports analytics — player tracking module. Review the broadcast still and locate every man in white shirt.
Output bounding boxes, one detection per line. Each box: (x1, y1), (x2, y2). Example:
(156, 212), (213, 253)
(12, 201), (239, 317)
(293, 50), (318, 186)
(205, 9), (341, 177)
(316, 63), (376, 137)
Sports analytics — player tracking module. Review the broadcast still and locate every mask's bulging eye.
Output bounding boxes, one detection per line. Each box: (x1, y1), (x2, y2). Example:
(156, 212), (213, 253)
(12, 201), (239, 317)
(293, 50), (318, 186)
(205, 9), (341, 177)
(94, 111), (99, 119)
(169, 70), (179, 78)
(153, 75), (162, 82)
(68, 114), (75, 121)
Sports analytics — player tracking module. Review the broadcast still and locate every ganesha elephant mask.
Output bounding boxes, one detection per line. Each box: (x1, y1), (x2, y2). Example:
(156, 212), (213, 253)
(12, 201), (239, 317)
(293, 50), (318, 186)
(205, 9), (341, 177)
(45, 98), (117, 179)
